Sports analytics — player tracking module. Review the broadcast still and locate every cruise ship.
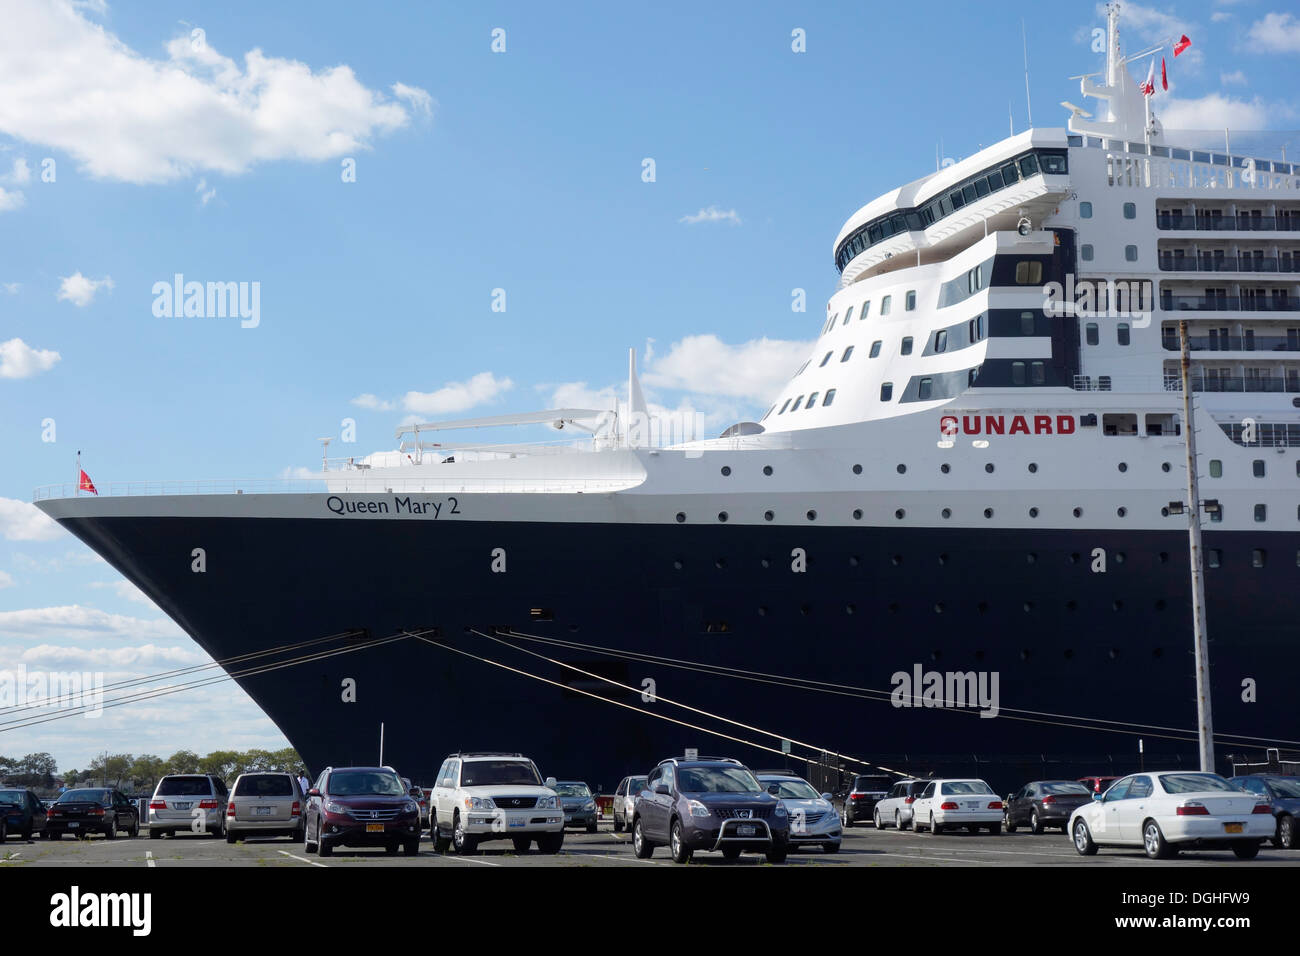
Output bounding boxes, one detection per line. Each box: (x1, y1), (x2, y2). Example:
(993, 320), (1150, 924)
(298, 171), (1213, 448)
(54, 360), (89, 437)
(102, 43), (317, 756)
(36, 6), (1300, 791)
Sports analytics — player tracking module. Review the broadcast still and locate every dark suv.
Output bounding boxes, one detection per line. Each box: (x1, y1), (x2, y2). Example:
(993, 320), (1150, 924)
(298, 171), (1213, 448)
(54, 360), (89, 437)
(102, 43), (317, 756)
(834, 774), (894, 828)
(0, 788), (46, 840)
(1004, 780), (1093, 833)
(632, 757), (789, 864)
(304, 766), (421, 857)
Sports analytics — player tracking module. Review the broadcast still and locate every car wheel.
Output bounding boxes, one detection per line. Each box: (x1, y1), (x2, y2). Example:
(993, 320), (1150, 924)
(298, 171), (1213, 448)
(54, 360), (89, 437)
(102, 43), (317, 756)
(149, 827), (161, 840)
(129, 819), (140, 838)
(632, 818), (654, 859)
(1232, 840), (1260, 860)
(319, 837), (334, 858)
(1030, 810), (1043, 835)
(403, 839), (419, 856)
(1004, 811), (1017, 833)
(823, 841), (840, 853)
(842, 809), (854, 829)
(613, 816), (624, 834)
(722, 846), (742, 861)
(225, 828), (237, 844)
(1072, 819), (1098, 855)
(452, 812), (478, 855)
(669, 819), (692, 864)
(894, 810), (903, 831)
(512, 836), (531, 853)
(1276, 814), (1295, 850)
(432, 822), (452, 854)
(1143, 820), (1174, 859)
(766, 841), (788, 864)
(873, 808), (883, 829)
(105, 818), (117, 840)
(304, 817), (318, 853)
(931, 815), (942, 835)
(988, 823), (1001, 835)
(21, 824), (32, 841)
(966, 825), (979, 834)
(385, 843), (399, 856)
(536, 832), (564, 854)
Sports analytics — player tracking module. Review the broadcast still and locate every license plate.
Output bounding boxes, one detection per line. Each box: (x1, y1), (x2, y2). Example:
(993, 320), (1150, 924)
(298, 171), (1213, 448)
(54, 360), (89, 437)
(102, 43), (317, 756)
(175, 802), (192, 810)
(1224, 823), (1243, 834)
(509, 819), (526, 828)
(565, 814), (573, 821)
(737, 825), (756, 837)
(365, 823), (384, 833)
(68, 822), (79, 827)
(255, 807), (272, 816)
(965, 802), (979, 809)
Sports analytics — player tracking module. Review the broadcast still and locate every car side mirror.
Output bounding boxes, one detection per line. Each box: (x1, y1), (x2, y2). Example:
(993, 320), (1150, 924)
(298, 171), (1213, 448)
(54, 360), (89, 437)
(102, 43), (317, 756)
(767, 785), (780, 795)
(544, 777), (557, 790)
(654, 784), (670, 795)
(308, 789), (321, 798)
(1092, 792), (1103, 801)
(821, 793), (832, 802)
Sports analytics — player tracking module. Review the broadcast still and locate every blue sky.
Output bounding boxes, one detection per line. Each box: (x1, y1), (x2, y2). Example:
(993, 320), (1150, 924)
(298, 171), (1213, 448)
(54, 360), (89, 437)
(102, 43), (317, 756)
(1, 0), (1296, 770)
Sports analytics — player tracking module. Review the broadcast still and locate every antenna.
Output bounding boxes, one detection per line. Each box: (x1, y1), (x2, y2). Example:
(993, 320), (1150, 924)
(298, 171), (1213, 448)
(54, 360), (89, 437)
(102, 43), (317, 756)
(317, 436), (332, 472)
(1009, 101), (1014, 137)
(1021, 19), (1033, 128)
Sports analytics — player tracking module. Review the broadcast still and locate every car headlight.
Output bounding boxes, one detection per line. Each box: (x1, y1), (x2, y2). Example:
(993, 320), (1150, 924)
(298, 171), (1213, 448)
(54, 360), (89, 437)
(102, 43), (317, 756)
(537, 796), (557, 810)
(688, 800), (711, 818)
(774, 804), (787, 817)
(583, 800), (596, 811)
(404, 800), (419, 814)
(465, 796), (496, 811)
(324, 801), (348, 815)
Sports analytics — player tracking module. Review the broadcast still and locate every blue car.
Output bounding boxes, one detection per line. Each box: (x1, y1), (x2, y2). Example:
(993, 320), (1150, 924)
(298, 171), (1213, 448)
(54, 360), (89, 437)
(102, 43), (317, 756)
(0, 788), (47, 841)
(1231, 775), (1300, 849)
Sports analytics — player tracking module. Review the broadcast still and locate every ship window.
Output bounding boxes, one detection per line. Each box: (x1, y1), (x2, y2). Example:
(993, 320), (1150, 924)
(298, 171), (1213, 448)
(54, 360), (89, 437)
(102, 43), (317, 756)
(890, 213), (907, 234)
(950, 189), (965, 210)
(843, 306), (853, 325)
(934, 330), (947, 353)
(792, 394), (804, 410)
(1254, 504), (1267, 522)
(819, 351), (833, 367)
(881, 295), (892, 316)
(986, 169), (1004, 190)
(860, 301), (870, 319)
(806, 392), (819, 409)
(1081, 243), (1094, 261)
(1253, 459), (1265, 477)
(880, 382), (893, 402)
(1099, 375), (1111, 390)
(1253, 549), (1266, 568)
(1001, 163), (1019, 184)
(1209, 459), (1222, 477)
(841, 346), (854, 362)
(1020, 311), (1034, 335)
(1125, 245), (1138, 261)
(778, 399), (791, 414)
(1123, 202), (1136, 219)
(1085, 323), (1099, 345)
(1031, 361), (1046, 385)
(901, 336), (913, 355)
(1011, 362), (1026, 385)
(974, 178), (990, 198)
(1080, 201), (1093, 218)
(1117, 323), (1130, 346)
(977, 314), (983, 338)
(918, 377), (933, 400)
(1014, 261), (1042, 284)
(1019, 154), (1040, 177)
(869, 340), (882, 358)
(905, 290), (916, 311)
(959, 184), (975, 205)
(1210, 503), (1224, 523)
(823, 389), (836, 406)
(1208, 549), (1221, 568)
(1040, 154), (1066, 174)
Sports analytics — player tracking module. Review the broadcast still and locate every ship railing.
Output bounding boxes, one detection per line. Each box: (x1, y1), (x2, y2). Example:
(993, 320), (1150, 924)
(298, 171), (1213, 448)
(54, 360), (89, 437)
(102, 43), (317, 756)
(1067, 133), (1299, 192)
(1216, 421), (1300, 448)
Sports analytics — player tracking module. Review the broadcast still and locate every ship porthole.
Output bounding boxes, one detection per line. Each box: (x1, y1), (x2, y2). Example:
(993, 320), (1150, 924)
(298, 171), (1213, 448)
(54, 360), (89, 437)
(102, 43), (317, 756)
(852, 463), (862, 475)
(1027, 462), (1038, 473)
(1161, 507), (1169, 516)
(933, 603), (944, 614)
(764, 510), (774, 521)
(1115, 552), (1126, 563)
(673, 559), (683, 570)
(940, 463), (951, 474)
(941, 507), (951, 519)
(845, 604), (856, 615)
(852, 508), (863, 520)
(985, 463), (995, 473)
(760, 557), (771, 568)
(807, 509), (818, 521)
(983, 507), (994, 519)
(718, 511), (729, 522)
(757, 606), (768, 616)
(1161, 462), (1171, 472)
(1073, 507), (1083, 518)
(676, 512), (686, 523)
(1029, 507), (1039, 518)
(763, 465), (773, 476)
(1026, 552), (1037, 564)
(896, 463), (907, 474)
(894, 509), (905, 520)
(1118, 462), (1128, 472)
(1117, 506), (1127, 517)
(849, 555), (860, 567)
(721, 466), (732, 476)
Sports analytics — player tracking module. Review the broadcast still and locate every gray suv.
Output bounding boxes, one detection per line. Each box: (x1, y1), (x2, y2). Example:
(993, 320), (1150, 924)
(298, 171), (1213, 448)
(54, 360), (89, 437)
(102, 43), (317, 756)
(225, 772), (305, 843)
(149, 774), (228, 838)
(632, 757), (789, 864)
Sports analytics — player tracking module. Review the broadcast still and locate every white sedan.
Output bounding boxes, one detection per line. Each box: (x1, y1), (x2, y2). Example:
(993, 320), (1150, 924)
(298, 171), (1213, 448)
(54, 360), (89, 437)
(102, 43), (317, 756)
(1068, 771), (1273, 859)
(911, 779), (1003, 834)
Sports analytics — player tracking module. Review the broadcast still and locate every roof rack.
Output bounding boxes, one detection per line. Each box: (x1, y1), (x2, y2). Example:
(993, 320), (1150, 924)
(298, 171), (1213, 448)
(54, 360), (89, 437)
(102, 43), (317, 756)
(450, 751), (525, 758)
(754, 769), (802, 776)
(658, 756), (743, 766)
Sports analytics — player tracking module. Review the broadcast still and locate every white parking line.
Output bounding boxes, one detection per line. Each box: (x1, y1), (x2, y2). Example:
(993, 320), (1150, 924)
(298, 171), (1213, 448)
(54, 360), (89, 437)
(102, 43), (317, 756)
(582, 852), (665, 865)
(145, 851), (155, 868)
(0, 853), (21, 863)
(443, 855), (501, 866)
(276, 850), (327, 868)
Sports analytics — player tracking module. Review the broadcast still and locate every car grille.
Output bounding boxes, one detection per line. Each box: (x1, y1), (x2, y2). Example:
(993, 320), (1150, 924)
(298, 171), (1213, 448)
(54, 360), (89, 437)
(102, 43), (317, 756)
(494, 796), (537, 809)
(797, 811), (827, 826)
(716, 807), (773, 820)
(346, 808), (402, 821)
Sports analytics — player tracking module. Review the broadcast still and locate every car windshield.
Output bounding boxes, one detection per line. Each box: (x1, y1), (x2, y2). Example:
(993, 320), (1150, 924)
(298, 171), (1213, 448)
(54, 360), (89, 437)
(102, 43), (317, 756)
(0, 790), (24, 804)
(328, 771), (405, 796)
(1159, 773), (1236, 795)
(1040, 781), (1090, 795)
(59, 789), (109, 803)
(157, 776), (213, 796)
(854, 776), (893, 792)
(460, 761), (541, 787)
(554, 783), (591, 797)
(940, 781), (994, 795)
(629, 777), (648, 792)
(766, 779), (820, 800)
(233, 775), (293, 797)
(1267, 778), (1300, 798)
(677, 767), (762, 794)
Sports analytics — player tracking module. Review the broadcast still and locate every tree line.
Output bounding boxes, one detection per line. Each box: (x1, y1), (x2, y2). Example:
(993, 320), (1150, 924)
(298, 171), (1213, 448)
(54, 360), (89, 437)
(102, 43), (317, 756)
(1, 749), (307, 794)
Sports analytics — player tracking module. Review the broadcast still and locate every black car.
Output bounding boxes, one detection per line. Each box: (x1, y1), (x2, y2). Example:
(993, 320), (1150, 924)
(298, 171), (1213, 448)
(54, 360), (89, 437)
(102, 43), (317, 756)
(1231, 774), (1300, 849)
(1004, 780), (1093, 833)
(0, 788), (47, 841)
(632, 757), (789, 864)
(834, 774), (894, 828)
(45, 788), (140, 840)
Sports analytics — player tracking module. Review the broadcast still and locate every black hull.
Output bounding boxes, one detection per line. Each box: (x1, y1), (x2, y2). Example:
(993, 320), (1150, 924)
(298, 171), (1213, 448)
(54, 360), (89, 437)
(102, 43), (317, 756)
(55, 514), (1296, 795)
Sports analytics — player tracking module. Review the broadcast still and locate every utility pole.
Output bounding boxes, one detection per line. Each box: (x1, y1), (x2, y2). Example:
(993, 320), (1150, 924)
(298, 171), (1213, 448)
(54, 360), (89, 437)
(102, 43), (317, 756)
(1178, 320), (1215, 772)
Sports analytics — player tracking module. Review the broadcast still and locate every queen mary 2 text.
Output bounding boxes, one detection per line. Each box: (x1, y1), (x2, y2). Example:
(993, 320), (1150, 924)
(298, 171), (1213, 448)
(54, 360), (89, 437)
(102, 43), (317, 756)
(940, 414), (1076, 436)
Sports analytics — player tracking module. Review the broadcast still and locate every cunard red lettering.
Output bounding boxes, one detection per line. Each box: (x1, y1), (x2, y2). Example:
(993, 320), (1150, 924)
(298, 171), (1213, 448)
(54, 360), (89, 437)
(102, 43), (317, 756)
(986, 416), (1005, 435)
(963, 416), (981, 435)
(1009, 415), (1030, 434)
(1034, 415), (1052, 434)
(1057, 415), (1076, 434)
(940, 415), (958, 436)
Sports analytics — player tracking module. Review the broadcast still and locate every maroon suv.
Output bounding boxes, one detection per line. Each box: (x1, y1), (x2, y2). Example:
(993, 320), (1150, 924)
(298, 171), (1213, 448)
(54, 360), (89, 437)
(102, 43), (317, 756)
(303, 766), (421, 857)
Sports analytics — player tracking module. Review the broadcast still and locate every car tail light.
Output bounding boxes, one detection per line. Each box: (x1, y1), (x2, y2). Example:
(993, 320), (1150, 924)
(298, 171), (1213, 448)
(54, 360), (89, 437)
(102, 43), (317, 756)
(198, 799), (218, 810)
(89, 807), (105, 816)
(1041, 796), (1056, 805)
(1253, 803), (1273, 815)
(904, 796), (915, 804)
(291, 801), (301, 817)
(940, 801), (959, 810)
(1176, 802), (1210, 816)
(149, 801), (166, 810)
(851, 793), (866, 800)
(226, 803), (236, 817)
(988, 801), (1003, 810)
(46, 808), (57, 818)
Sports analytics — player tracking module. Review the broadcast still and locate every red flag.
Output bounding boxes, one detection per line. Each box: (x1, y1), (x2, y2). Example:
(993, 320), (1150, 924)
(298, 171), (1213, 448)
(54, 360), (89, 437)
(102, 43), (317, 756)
(1173, 34), (1191, 57)
(78, 469), (98, 495)
(1161, 57), (1168, 91)
(1140, 58), (1156, 96)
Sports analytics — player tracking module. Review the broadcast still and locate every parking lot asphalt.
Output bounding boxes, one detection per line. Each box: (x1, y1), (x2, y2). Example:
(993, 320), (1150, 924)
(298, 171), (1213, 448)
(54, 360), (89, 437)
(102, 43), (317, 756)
(6, 822), (1299, 867)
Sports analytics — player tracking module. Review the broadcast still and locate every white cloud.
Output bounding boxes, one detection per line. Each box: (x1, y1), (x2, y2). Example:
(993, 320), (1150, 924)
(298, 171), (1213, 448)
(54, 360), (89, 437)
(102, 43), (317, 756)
(20, 643), (204, 671)
(0, 498), (64, 541)
(0, 337), (61, 378)
(195, 177), (216, 205)
(1159, 93), (1278, 132)
(56, 271), (113, 306)
(0, 186), (24, 211)
(1104, 2), (1202, 66)
(0, 570), (14, 589)
(2, 282), (19, 294)
(3, 157), (30, 184)
(1247, 13), (1300, 53)
(1219, 70), (1247, 85)
(1211, 11), (1232, 23)
(0, 0), (426, 184)
(392, 82), (434, 116)
(642, 334), (810, 403)
(89, 579), (155, 606)
(0, 605), (181, 640)
(679, 205), (742, 225)
(400, 372), (514, 416)
(350, 392), (395, 411)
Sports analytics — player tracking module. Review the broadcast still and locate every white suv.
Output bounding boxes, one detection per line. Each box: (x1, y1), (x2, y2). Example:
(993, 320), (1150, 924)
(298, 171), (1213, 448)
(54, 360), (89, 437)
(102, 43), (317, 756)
(429, 752), (564, 855)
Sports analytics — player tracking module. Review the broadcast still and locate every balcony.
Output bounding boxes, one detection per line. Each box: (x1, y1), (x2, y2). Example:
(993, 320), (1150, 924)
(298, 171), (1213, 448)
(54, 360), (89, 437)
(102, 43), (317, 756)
(1160, 332), (1300, 352)
(1158, 254), (1300, 273)
(1161, 374), (1300, 394)
(1161, 295), (1296, 312)
(1157, 213), (1300, 231)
